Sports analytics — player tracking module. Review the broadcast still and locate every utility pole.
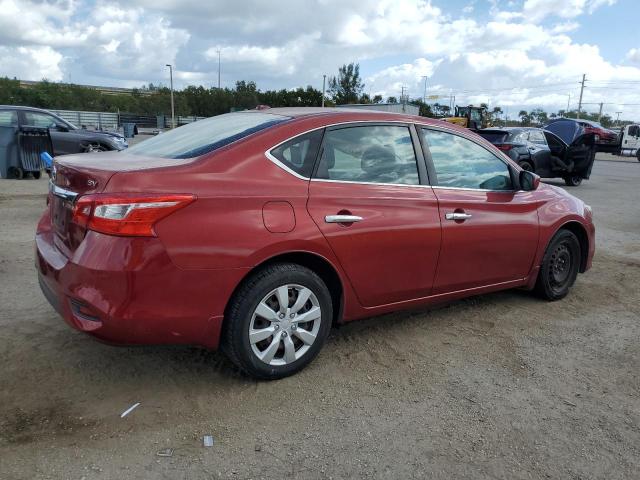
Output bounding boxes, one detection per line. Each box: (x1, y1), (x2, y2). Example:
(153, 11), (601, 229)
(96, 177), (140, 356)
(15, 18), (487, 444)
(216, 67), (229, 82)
(217, 49), (221, 89)
(597, 102), (603, 122)
(615, 111), (622, 125)
(321, 75), (326, 107)
(566, 93), (570, 114)
(422, 76), (428, 103)
(577, 74), (586, 119)
(165, 64), (175, 129)
(401, 85), (406, 112)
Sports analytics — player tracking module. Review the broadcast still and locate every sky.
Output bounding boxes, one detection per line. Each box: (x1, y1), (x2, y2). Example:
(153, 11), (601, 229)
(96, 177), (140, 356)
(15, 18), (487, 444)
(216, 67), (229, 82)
(1, 0), (639, 120)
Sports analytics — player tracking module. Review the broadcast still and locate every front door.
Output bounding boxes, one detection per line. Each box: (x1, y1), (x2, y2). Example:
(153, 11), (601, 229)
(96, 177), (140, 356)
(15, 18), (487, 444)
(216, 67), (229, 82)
(307, 124), (441, 307)
(419, 127), (540, 294)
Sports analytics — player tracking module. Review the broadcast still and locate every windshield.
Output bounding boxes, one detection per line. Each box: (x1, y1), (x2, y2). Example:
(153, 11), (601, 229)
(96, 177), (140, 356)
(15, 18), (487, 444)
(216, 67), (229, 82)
(126, 112), (290, 159)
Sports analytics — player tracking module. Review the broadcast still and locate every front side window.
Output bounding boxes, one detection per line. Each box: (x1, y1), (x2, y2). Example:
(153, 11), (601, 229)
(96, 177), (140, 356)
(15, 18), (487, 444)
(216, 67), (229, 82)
(22, 112), (59, 129)
(421, 129), (513, 191)
(127, 112), (290, 159)
(314, 125), (419, 185)
(269, 130), (323, 178)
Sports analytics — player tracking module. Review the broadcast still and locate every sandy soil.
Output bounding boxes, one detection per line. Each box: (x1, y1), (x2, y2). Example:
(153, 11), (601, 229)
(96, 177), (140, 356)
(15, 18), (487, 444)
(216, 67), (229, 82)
(0, 157), (638, 479)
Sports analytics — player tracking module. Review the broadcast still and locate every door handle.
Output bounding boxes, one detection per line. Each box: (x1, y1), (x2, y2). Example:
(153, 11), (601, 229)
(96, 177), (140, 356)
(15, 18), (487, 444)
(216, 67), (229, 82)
(325, 215), (363, 224)
(445, 212), (472, 221)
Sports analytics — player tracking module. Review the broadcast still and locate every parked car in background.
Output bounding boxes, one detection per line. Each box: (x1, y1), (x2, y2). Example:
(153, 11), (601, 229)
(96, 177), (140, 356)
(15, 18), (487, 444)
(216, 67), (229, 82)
(36, 108), (595, 379)
(0, 106), (127, 157)
(477, 126), (596, 186)
(544, 117), (617, 149)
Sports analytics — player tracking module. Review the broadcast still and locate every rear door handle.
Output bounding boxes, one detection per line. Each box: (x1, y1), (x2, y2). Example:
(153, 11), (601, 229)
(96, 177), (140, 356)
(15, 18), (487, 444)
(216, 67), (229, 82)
(445, 212), (472, 221)
(325, 215), (363, 223)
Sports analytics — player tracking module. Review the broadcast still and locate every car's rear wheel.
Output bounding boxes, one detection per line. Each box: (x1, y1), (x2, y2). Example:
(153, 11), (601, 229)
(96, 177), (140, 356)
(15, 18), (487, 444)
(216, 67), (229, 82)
(519, 160), (534, 172)
(564, 175), (582, 187)
(222, 263), (333, 380)
(535, 230), (581, 301)
(8, 166), (24, 179)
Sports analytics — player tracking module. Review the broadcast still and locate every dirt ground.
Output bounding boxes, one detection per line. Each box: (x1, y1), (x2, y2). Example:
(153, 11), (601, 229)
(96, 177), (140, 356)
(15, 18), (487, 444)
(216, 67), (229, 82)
(0, 156), (638, 480)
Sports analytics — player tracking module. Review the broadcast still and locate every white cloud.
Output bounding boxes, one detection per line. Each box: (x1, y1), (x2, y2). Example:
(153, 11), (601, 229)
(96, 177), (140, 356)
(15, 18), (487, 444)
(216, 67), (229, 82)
(627, 48), (640, 64)
(0, 0), (637, 119)
(0, 45), (64, 81)
(522, 0), (617, 22)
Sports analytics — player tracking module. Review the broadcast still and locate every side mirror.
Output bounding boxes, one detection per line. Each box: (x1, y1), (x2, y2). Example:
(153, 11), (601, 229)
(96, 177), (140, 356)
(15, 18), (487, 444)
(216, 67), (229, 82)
(56, 125), (69, 132)
(519, 170), (540, 191)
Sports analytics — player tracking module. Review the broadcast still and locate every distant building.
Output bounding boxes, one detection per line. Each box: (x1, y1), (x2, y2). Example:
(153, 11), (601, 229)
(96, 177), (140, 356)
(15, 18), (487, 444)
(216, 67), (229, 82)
(19, 80), (155, 97)
(336, 103), (420, 116)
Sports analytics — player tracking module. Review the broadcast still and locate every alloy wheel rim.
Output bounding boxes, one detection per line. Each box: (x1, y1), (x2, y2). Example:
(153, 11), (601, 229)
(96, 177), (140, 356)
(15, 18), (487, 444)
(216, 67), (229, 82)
(249, 284), (321, 366)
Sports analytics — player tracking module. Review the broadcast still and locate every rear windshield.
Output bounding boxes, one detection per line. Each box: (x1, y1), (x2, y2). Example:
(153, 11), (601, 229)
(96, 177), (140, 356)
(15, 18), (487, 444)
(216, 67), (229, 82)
(477, 131), (508, 144)
(126, 112), (290, 159)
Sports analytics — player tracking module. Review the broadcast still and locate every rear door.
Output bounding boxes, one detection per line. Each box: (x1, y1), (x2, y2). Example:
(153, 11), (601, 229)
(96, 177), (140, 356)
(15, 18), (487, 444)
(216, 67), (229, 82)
(418, 127), (539, 294)
(567, 134), (597, 179)
(306, 123), (441, 307)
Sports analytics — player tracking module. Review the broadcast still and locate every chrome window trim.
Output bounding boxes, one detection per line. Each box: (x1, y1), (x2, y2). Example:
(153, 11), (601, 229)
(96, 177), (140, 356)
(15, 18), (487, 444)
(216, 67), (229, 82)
(431, 185), (522, 194)
(49, 180), (78, 202)
(310, 178), (430, 188)
(265, 120), (422, 182)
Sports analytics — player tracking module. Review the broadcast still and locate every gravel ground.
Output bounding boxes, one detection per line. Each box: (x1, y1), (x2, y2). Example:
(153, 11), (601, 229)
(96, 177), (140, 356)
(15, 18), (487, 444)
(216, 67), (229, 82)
(0, 157), (638, 479)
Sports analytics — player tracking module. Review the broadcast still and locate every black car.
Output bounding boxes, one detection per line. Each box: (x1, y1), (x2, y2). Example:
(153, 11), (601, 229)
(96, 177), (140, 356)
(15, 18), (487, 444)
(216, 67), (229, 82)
(477, 127), (596, 186)
(0, 105), (127, 155)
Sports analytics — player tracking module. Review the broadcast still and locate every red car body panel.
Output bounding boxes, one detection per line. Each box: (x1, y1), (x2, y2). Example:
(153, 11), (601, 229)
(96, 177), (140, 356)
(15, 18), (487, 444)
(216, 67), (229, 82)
(35, 109), (595, 349)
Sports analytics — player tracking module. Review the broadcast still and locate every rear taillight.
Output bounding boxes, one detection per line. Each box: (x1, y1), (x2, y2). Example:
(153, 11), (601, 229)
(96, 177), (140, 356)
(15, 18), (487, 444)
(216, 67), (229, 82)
(496, 144), (513, 151)
(72, 194), (195, 237)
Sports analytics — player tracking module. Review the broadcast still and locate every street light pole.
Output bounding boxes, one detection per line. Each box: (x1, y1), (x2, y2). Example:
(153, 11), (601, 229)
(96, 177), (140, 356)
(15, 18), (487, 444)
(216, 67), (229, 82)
(217, 49), (221, 89)
(422, 75), (427, 103)
(166, 64), (175, 129)
(322, 75), (326, 108)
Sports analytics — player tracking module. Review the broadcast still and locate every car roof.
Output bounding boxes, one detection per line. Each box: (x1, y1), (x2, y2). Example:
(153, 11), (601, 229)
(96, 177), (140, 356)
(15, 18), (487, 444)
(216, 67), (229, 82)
(243, 106), (466, 129)
(0, 105), (54, 113)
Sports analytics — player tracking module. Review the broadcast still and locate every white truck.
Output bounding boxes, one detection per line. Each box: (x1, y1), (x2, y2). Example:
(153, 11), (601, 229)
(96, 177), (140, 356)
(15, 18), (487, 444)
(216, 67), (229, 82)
(604, 124), (640, 161)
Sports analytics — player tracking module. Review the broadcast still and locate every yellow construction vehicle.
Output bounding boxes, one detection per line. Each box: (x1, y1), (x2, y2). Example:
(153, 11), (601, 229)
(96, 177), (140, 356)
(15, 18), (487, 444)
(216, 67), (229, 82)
(443, 105), (489, 130)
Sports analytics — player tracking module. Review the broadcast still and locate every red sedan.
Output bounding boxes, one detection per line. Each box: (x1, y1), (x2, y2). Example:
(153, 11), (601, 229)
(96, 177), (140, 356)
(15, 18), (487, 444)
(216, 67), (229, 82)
(36, 108), (595, 379)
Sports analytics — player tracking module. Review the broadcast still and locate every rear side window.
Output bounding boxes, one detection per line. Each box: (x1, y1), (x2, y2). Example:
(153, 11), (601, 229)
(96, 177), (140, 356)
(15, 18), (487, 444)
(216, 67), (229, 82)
(269, 130), (323, 178)
(478, 131), (508, 144)
(127, 112), (290, 159)
(0, 110), (17, 127)
(529, 130), (547, 145)
(314, 125), (419, 185)
(421, 128), (513, 191)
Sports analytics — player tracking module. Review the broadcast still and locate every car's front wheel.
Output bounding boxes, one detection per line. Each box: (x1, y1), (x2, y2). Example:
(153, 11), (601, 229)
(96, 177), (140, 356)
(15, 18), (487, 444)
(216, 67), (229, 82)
(222, 263), (333, 380)
(535, 229), (581, 301)
(564, 175), (583, 187)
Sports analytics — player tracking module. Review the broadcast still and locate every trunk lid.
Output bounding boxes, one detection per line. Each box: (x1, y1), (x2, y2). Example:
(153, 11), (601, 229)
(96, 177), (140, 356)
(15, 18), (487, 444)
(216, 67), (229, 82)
(50, 151), (195, 255)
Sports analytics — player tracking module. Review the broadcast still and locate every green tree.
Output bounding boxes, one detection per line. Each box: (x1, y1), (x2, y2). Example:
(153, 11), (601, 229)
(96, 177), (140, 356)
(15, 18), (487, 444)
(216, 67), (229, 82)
(328, 63), (365, 105)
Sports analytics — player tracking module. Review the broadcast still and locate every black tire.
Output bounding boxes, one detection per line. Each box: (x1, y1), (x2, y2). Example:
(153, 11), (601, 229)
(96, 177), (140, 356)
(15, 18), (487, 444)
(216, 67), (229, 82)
(32, 170), (42, 180)
(564, 175), (582, 187)
(535, 230), (581, 301)
(636, 149), (640, 162)
(518, 160), (534, 172)
(8, 167), (24, 179)
(222, 263), (333, 380)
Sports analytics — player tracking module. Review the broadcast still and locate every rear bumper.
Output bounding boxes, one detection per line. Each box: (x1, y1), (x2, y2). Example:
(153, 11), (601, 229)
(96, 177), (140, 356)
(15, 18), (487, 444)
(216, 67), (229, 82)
(35, 213), (247, 348)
